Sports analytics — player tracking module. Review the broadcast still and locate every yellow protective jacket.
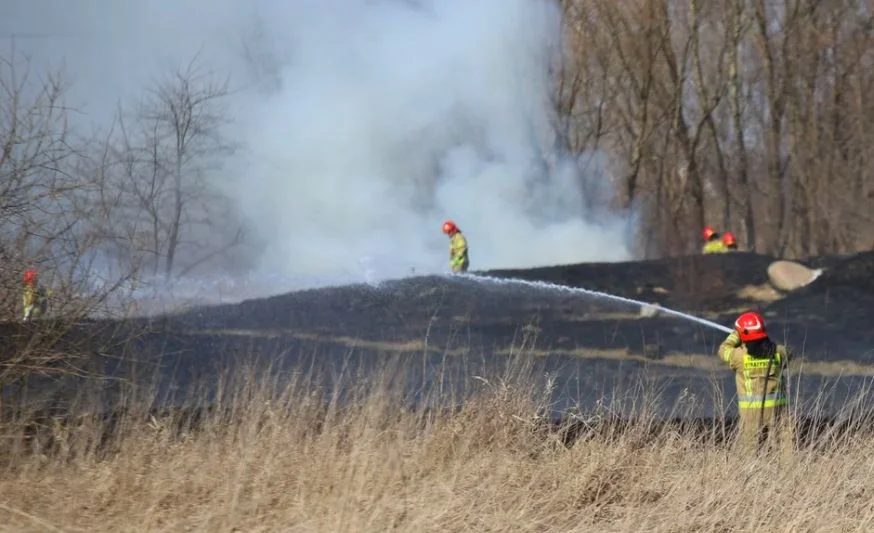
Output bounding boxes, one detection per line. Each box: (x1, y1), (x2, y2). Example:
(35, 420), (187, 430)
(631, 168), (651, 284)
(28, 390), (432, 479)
(449, 232), (469, 272)
(22, 284), (50, 320)
(718, 331), (791, 410)
(22, 285), (38, 309)
(703, 240), (728, 254)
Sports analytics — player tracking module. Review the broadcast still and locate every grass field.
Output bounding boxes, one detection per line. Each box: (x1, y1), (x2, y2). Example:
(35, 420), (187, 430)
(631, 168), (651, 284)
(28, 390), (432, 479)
(2, 353), (874, 533)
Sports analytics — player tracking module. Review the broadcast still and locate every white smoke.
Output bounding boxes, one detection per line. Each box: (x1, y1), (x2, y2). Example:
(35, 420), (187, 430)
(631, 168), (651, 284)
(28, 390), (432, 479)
(3, 0), (631, 290)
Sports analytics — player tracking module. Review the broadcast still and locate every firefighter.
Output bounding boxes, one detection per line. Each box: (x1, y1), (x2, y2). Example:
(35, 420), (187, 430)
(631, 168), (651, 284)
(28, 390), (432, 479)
(702, 226), (727, 254)
(22, 268), (51, 322)
(718, 311), (794, 450)
(442, 220), (469, 273)
(723, 231), (738, 251)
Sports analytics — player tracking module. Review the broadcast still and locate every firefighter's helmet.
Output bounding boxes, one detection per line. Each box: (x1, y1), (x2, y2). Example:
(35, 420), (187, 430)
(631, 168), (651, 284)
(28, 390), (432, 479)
(735, 311), (768, 342)
(702, 226), (718, 241)
(442, 220), (459, 235)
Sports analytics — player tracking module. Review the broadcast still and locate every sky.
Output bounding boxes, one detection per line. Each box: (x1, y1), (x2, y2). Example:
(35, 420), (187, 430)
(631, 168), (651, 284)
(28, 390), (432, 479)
(2, 0), (632, 287)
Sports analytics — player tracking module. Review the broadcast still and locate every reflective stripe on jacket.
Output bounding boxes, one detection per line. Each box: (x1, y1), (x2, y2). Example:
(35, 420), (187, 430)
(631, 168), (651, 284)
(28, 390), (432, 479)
(718, 331), (792, 410)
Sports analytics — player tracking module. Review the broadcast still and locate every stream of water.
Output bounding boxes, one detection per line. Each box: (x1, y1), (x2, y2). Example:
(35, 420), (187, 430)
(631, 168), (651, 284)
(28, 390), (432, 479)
(463, 273), (734, 334)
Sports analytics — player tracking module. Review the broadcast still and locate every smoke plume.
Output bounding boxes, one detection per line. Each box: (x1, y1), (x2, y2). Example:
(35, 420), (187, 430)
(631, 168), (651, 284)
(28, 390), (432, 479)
(4, 0), (632, 288)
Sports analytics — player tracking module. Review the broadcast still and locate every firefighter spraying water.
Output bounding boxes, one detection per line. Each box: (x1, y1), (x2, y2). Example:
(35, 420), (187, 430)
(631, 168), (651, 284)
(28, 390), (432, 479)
(719, 311), (794, 450)
(459, 272), (794, 449)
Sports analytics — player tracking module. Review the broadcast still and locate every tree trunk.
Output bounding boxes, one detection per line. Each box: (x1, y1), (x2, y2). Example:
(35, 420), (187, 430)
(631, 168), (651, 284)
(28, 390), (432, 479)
(729, 0), (756, 251)
(165, 153), (183, 277)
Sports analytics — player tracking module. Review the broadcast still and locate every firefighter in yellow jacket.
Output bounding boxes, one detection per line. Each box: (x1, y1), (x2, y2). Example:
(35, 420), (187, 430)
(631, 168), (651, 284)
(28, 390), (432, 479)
(718, 311), (794, 450)
(702, 226), (728, 254)
(442, 220), (469, 273)
(22, 268), (51, 322)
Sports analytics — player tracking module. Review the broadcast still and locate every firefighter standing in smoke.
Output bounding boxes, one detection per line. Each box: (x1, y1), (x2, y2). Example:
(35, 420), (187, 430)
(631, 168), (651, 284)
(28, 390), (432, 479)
(701, 226), (728, 254)
(442, 220), (469, 273)
(718, 311), (794, 449)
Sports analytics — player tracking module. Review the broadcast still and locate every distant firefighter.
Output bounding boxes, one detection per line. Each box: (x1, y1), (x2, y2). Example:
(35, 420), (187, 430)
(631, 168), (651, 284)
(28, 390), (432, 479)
(442, 220), (469, 273)
(22, 268), (51, 322)
(701, 226), (728, 254)
(718, 311), (794, 450)
(722, 231), (738, 251)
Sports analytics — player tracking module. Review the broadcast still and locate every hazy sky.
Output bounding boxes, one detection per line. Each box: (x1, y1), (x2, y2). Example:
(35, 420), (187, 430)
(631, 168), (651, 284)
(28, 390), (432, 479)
(2, 0), (632, 285)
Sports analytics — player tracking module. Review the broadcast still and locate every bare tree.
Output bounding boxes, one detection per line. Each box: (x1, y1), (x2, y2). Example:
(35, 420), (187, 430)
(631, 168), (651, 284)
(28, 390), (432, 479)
(0, 47), (152, 400)
(0, 48), (112, 319)
(689, 0), (731, 233)
(237, 11), (285, 96)
(125, 53), (240, 278)
(551, 0), (874, 259)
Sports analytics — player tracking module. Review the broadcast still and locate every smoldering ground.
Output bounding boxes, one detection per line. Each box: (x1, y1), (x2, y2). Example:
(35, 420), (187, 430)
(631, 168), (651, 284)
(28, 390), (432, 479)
(3, 0), (632, 299)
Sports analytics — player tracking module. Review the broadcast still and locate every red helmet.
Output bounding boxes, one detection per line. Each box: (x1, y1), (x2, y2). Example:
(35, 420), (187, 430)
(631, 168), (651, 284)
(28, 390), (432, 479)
(723, 231), (737, 247)
(442, 220), (458, 235)
(735, 311), (768, 342)
(23, 268), (37, 285)
(702, 226), (717, 240)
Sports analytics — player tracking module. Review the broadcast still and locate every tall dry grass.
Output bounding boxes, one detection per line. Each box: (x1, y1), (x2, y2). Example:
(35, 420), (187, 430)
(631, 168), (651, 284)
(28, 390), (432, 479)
(1, 351), (874, 533)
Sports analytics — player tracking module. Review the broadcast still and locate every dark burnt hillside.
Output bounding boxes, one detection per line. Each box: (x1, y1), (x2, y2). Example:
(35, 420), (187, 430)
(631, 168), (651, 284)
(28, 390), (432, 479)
(3, 251), (874, 419)
(761, 251), (874, 360)
(765, 251), (874, 328)
(3, 251), (873, 387)
(147, 251), (873, 363)
(172, 252), (782, 334)
(483, 252), (781, 312)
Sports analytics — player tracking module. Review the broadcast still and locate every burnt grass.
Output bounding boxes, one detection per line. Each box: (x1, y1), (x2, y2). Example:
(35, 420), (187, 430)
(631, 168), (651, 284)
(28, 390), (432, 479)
(2, 250), (874, 430)
(160, 250), (874, 362)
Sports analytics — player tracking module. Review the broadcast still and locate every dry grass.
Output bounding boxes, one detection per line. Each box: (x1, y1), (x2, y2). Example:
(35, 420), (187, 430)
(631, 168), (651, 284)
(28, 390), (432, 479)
(736, 283), (784, 303)
(2, 357), (874, 533)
